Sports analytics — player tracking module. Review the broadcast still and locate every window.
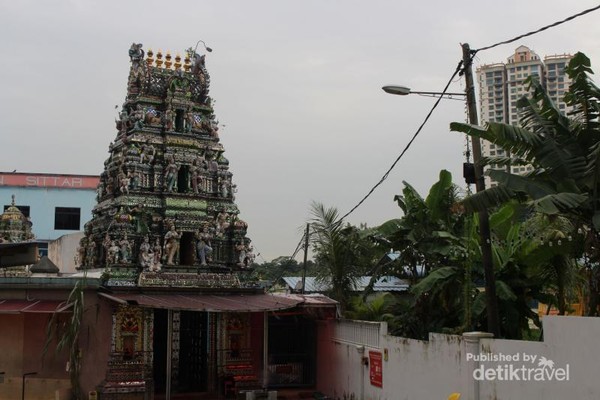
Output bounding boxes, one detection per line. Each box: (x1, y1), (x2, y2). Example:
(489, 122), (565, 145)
(54, 207), (81, 230)
(3, 204), (30, 217)
(175, 109), (185, 132)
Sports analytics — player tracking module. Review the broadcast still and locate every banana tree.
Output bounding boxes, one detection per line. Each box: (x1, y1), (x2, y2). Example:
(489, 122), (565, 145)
(451, 52), (600, 315)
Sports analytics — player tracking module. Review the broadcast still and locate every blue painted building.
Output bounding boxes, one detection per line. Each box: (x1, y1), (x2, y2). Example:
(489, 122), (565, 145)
(0, 172), (99, 254)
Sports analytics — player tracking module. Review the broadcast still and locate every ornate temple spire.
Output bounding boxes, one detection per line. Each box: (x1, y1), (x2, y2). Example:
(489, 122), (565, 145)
(77, 42), (255, 289)
(0, 195), (34, 243)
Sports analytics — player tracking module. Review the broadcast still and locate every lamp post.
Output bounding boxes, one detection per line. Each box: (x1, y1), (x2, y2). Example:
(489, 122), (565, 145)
(382, 43), (500, 337)
(382, 85), (465, 99)
(193, 39), (212, 55)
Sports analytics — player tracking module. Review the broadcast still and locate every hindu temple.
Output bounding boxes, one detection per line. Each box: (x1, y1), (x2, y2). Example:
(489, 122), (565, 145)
(0, 42), (336, 400)
(78, 42), (254, 282)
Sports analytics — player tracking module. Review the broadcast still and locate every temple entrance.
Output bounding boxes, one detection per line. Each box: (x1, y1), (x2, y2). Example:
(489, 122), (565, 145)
(153, 310), (210, 398)
(180, 232), (195, 265)
(178, 311), (208, 393)
(153, 309), (168, 394)
(268, 314), (316, 387)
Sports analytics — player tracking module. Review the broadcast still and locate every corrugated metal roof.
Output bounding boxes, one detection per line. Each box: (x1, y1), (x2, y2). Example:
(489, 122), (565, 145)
(282, 276), (409, 293)
(99, 292), (304, 312)
(274, 293), (338, 306)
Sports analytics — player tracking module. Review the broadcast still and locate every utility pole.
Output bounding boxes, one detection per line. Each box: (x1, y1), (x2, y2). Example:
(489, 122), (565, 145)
(462, 43), (500, 337)
(301, 223), (310, 294)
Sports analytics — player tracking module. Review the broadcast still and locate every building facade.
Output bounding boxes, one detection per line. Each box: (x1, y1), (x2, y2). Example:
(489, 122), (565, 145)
(0, 172), (99, 255)
(477, 46), (573, 186)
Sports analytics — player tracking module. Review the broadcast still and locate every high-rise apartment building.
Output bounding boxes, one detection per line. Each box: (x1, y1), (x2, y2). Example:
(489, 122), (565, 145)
(477, 46), (573, 186)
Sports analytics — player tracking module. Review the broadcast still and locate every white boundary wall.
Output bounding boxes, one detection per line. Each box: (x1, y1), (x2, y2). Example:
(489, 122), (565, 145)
(316, 316), (600, 400)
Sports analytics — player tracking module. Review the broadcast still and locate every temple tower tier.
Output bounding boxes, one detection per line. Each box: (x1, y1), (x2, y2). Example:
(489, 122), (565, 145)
(77, 43), (255, 288)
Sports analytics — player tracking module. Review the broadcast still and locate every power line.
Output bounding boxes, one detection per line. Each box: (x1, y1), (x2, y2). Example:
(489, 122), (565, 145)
(335, 59), (464, 224)
(474, 4), (600, 54)
(265, 230), (307, 292)
(328, 5), (600, 228)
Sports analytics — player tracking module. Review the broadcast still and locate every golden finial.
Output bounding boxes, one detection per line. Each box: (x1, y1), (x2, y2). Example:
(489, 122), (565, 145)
(184, 52), (191, 72)
(165, 51), (172, 69)
(146, 48), (154, 67)
(174, 53), (182, 70)
(156, 50), (163, 68)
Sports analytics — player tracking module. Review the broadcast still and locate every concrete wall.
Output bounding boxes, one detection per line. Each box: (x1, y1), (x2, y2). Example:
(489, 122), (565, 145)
(317, 316), (600, 400)
(0, 289), (109, 400)
(48, 232), (84, 273)
(0, 312), (71, 400)
(79, 292), (113, 396)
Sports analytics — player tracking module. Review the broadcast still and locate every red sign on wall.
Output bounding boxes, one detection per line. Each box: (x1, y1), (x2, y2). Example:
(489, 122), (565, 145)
(0, 173), (99, 189)
(369, 350), (383, 388)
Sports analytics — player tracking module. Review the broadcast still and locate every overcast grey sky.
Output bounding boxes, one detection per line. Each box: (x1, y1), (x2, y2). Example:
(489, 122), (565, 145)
(1, 1), (599, 261)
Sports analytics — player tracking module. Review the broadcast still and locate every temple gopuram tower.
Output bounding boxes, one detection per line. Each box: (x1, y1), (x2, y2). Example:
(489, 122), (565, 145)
(78, 43), (254, 288)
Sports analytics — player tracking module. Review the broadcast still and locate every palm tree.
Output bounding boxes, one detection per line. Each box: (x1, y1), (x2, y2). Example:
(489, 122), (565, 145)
(309, 202), (371, 312)
(451, 52), (600, 315)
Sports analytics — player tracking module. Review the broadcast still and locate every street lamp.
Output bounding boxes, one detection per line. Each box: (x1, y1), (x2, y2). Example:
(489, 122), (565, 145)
(382, 85), (465, 100)
(193, 39), (213, 54)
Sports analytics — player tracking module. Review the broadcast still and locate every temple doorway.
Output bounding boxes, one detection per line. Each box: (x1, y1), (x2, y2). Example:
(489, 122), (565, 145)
(153, 310), (210, 397)
(180, 232), (195, 265)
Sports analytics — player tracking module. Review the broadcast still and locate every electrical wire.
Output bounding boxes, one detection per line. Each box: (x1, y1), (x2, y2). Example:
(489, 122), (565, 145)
(332, 5), (600, 226)
(473, 4), (600, 54)
(334, 59), (465, 225)
(265, 230), (307, 292)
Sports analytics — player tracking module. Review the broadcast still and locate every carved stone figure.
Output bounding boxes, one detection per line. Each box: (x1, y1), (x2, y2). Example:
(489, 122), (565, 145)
(107, 241), (120, 264)
(119, 173), (130, 195)
(144, 108), (161, 126)
(116, 109), (130, 134)
(86, 240), (97, 266)
(245, 245), (255, 266)
(184, 109), (194, 133)
(131, 105), (145, 130)
(128, 43), (145, 63)
(215, 210), (230, 238)
(140, 142), (155, 164)
(209, 117), (220, 138)
(97, 181), (104, 201)
(220, 178), (231, 198)
(231, 184), (238, 201)
(128, 170), (139, 191)
(120, 234), (132, 263)
(164, 156), (178, 192)
(163, 105), (175, 131)
(163, 225), (180, 265)
(138, 235), (152, 268)
(152, 238), (163, 271)
(195, 227), (213, 266)
(235, 242), (247, 267)
(102, 233), (112, 265)
(190, 157), (206, 194)
(191, 53), (206, 80)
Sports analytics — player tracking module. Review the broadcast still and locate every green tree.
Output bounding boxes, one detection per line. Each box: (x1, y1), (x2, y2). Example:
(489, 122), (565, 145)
(370, 170), (477, 337)
(346, 293), (396, 322)
(451, 52), (598, 315)
(308, 202), (377, 312)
